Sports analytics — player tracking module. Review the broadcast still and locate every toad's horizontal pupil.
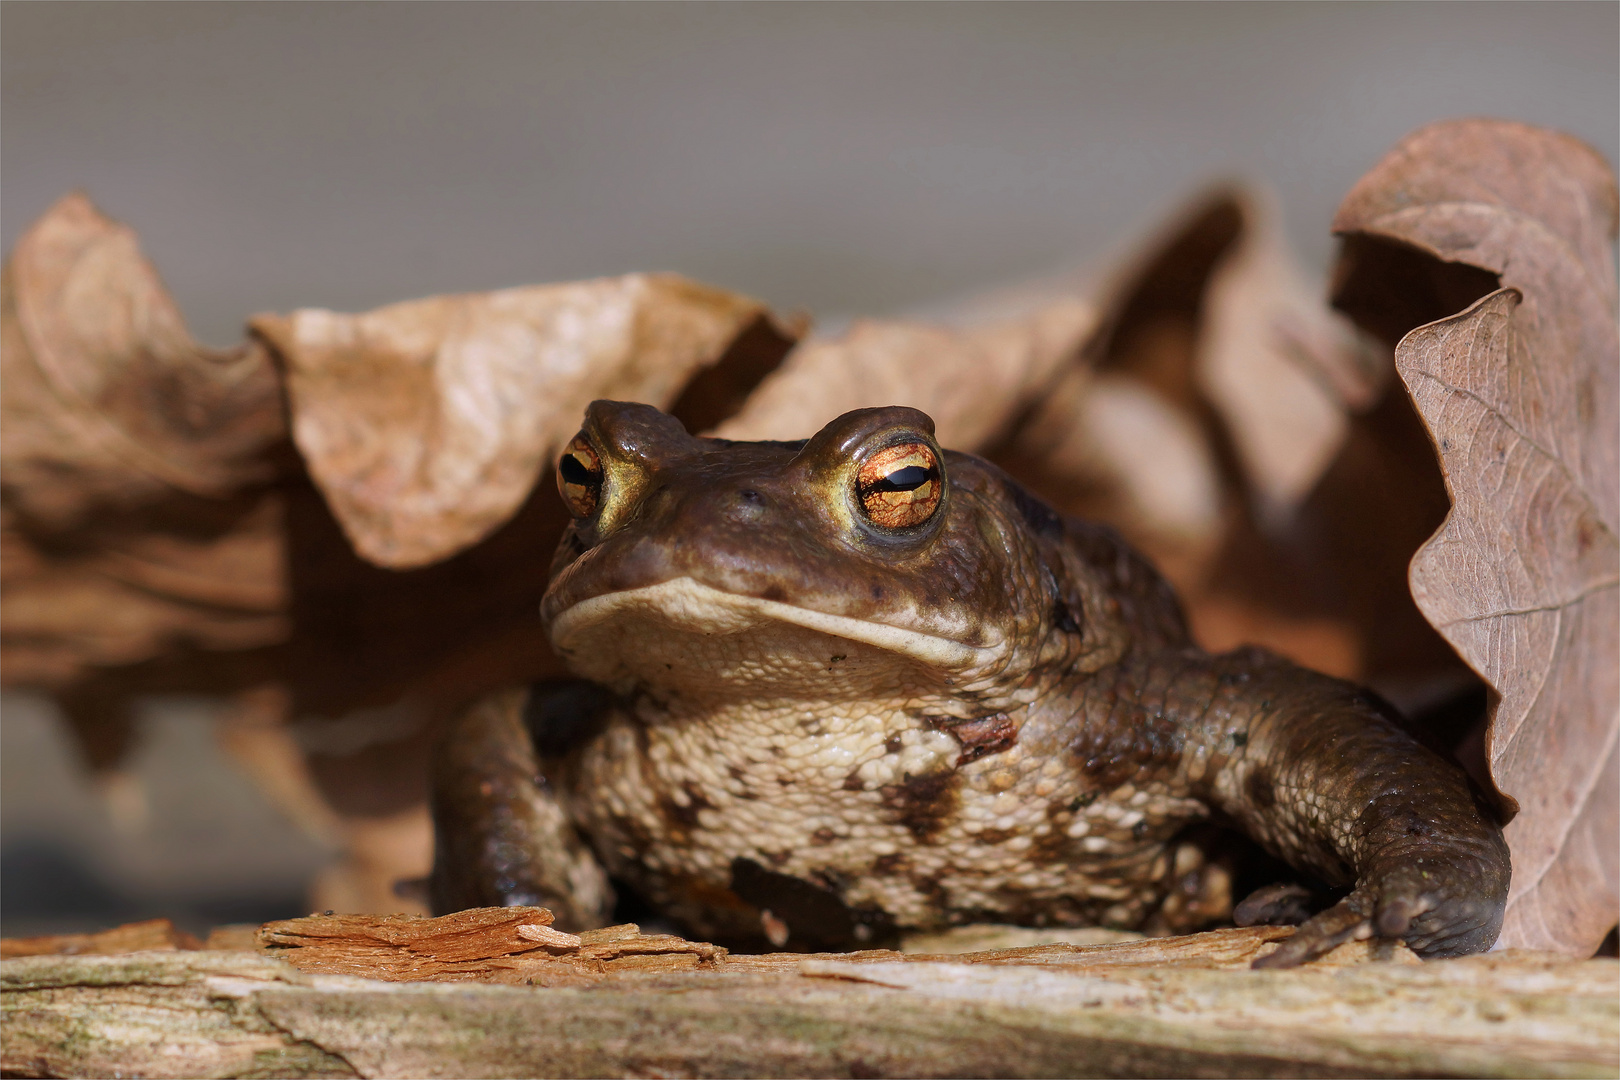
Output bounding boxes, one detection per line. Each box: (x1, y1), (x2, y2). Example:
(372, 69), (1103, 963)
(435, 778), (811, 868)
(870, 465), (935, 493)
(559, 454), (598, 485)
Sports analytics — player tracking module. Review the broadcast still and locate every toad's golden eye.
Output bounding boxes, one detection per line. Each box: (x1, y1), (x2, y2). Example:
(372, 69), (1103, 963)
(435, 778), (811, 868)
(856, 441), (942, 529)
(557, 434), (603, 518)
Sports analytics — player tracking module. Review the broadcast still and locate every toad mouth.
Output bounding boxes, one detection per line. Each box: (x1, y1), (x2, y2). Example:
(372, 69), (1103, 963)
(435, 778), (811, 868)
(547, 576), (1005, 672)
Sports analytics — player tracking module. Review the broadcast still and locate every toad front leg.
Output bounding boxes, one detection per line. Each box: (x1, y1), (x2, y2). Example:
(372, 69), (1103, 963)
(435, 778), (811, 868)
(429, 685), (615, 930)
(1176, 647), (1510, 968)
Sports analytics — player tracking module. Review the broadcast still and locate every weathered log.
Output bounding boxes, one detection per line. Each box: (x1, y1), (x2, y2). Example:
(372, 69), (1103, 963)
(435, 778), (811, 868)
(2, 915), (1613, 1079)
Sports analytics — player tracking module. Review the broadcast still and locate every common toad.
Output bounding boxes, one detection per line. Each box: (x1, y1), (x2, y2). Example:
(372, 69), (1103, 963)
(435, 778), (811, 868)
(430, 402), (1509, 967)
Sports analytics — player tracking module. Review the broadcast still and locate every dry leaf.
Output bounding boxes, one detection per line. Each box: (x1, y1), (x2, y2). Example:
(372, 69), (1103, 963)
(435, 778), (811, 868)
(711, 293), (1095, 448)
(0, 500), (287, 683)
(991, 188), (1389, 680)
(1194, 188), (1388, 519)
(253, 278), (792, 569)
(1, 194), (284, 524)
(1332, 118), (1619, 956)
(993, 190), (1233, 564)
(0, 195), (290, 770)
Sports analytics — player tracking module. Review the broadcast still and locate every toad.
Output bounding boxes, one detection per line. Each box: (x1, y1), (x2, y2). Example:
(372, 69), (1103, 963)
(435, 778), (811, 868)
(430, 401), (1509, 967)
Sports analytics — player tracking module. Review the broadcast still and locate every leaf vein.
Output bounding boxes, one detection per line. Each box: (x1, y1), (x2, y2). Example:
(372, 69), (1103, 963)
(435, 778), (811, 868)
(1406, 367), (1616, 543)
(1436, 576), (1619, 626)
(1503, 694), (1619, 903)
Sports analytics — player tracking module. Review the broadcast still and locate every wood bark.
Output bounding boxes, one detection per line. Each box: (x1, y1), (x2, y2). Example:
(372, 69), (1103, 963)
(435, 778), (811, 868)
(2, 915), (1614, 1079)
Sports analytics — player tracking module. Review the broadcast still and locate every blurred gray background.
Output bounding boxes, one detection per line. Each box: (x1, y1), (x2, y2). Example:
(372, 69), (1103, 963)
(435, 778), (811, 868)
(2, 1), (1616, 936)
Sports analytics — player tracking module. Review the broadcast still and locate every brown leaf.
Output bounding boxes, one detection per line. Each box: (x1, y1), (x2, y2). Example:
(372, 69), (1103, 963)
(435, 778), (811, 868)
(1, 194), (285, 524)
(1333, 119), (1619, 955)
(993, 188), (1383, 679)
(253, 278), (791, 569)
(0, 500), (288, 684)
(0, 195), (289, 718)
(712, 288), (1093, 448)
(1194, 188), (1388, 518)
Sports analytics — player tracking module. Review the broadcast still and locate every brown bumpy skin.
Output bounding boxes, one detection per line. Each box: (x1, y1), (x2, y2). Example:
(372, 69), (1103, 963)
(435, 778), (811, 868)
(985, 511), (1509, 966)
(1109, 646), (1509, 966)
(430, 401), (1511, 965)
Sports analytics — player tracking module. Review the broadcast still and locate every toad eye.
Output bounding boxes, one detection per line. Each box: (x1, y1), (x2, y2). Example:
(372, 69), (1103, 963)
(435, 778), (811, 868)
(856, 441), (942, 529)
(557, 434), (603, 518)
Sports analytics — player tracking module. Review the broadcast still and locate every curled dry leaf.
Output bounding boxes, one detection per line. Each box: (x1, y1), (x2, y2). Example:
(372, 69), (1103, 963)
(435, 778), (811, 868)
(253, 277), (790, 569)
(1194, 188), (1389, 519)
(991, 188), (1387, 681)
(1, 194), (285, 521)
(1333, 119), (1619, 955)
(0, 195), (288, 732)
(711, 292), (1095, 449)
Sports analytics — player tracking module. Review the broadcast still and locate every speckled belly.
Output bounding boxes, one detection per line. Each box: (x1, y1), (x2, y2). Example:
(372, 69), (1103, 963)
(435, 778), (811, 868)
(563, 692), (1215, 941)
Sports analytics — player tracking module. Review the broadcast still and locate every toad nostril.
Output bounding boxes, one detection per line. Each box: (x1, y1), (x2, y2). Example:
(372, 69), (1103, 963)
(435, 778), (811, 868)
(738, 490), (763, 505)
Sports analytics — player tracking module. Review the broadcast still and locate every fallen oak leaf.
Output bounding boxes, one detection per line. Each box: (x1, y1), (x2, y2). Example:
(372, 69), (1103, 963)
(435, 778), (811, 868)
(1396, 293), (1617, 956)
(0, 196), (290, 676)
(0, 194), (290, 773)
(253, 276), (792, 569)
(1, 193), (285, 526)
(711, 292), (1094, 448)
(993, 187), (1385, 681)
(1193, 187), (1388, 522)
(1333, 119), (1619, 956)
(0, 504), (286, 685)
